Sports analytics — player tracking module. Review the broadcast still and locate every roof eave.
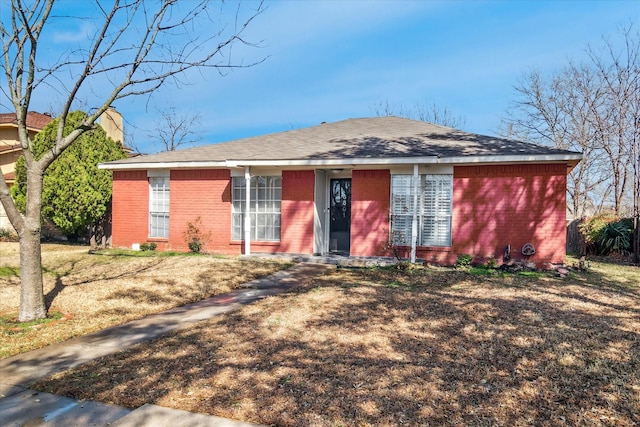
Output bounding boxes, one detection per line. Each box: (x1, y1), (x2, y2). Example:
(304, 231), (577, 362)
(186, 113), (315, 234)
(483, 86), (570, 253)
(0, 144), (21, 154)
(0, 123), (47, 132)
(99, 160), (229, 170)
(99, 153), (583, 171)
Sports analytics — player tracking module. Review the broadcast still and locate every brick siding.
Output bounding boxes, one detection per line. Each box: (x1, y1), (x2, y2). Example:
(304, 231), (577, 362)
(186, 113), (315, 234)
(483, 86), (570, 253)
(448, 164), (567, 266)
(277, 170), (315, 254)
(111, 170), (149, 248)
(170, 169), (233, 253)
(350, 169), (391, 256)
(111, 163), (568, 266)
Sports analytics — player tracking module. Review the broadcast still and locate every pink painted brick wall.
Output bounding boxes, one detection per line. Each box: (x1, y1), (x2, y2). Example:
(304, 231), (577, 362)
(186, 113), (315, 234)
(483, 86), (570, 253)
(170, 169), (234, 253)
(111, 170), (149, 249)
(110, 163), (569, 265)
(449, 164), (567, 265)
(350, 169), (391, 256)
(275, 170), (315, 254)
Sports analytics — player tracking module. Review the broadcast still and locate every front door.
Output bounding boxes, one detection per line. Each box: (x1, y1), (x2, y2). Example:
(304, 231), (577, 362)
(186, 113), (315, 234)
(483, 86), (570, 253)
(329, 179), (351, 254)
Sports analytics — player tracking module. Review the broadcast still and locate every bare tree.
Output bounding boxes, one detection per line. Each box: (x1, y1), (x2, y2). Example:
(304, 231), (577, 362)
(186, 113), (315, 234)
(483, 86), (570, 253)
(501, 66), (609, 218)
(148, 105), (202, 152)
(634, 119), (640, 263)
(502, 26), (640, 261)
(502, 27), (639, 218)
(586, 27), (640, 217)
(0, 0), (265, 321)
(373, 99), (467, 129)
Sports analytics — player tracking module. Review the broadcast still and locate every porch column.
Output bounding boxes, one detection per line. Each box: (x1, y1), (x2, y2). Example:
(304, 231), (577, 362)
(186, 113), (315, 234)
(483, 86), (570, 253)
(244, 166), (251, 255)
(411, 164), (418, 263)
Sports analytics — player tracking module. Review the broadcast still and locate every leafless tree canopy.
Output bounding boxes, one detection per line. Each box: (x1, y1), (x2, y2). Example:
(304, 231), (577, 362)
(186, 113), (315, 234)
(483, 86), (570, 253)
(373, 99), (467, 129)
(147, 105), (203, 152)
(0, 0), (265, 320)
(501, 26), (640, 222)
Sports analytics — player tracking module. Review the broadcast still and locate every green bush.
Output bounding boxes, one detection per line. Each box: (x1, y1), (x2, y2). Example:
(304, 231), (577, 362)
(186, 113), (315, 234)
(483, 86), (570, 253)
(578, 212), (618, 254)
(10, 111), (127, 240)
(183, 217), (210, 253)
(485, 256), (498, 269)
(455, 254), (473, 268)
(579, 213), (632, 255)
(188, 240), (202, 253)
(140, 242), (157, 251)
(0, 228), (18, 242)
(597, 219), (632, 255)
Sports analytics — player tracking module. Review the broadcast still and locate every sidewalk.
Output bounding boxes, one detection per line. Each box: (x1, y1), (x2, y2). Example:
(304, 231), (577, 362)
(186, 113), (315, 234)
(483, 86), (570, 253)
(0, 262), (334, 426)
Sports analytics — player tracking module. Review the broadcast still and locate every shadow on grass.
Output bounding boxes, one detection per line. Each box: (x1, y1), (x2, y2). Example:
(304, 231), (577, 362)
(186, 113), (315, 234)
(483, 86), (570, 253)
(33, 266), (640, 426)
(44, 275), (66, 312)
(105, 283), (180, 305)
(40, 257), (167, 310)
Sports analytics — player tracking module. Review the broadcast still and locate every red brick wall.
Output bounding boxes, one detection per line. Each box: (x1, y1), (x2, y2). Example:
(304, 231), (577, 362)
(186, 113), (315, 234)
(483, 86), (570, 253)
(274, 170), (315, 254)
(144, 169), (314, 255)
(448, 164), (568, 266)
(350, 170), (391, 256)
(111, 164), (568, 264)
(111, 170), (148, 248)
(170, 169), (234, 253)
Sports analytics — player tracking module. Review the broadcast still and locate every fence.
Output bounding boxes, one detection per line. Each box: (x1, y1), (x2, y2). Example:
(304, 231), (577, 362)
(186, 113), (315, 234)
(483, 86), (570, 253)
(566, 219), (585, 255)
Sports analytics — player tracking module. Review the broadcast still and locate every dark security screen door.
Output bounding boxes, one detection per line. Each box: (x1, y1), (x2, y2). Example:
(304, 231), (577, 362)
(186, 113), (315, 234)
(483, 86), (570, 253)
(329, 179), (351, 253)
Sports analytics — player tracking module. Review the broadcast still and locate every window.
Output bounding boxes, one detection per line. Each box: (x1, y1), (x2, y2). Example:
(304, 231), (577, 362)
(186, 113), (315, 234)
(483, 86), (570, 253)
(149, 177), (169, 238)
(390, 174), (452, 247)
(232, 176), (281, 241)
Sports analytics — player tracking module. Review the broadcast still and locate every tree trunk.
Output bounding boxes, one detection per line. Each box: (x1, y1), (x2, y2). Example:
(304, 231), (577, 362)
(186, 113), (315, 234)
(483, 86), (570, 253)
(18, 227), (46, 321)
(18, 168), (47, 321)
(634, 217), (640, 264)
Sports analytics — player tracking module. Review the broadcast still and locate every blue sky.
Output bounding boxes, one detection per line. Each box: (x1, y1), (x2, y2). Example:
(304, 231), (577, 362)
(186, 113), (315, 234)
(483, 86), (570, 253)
(3, 0), (639, 154)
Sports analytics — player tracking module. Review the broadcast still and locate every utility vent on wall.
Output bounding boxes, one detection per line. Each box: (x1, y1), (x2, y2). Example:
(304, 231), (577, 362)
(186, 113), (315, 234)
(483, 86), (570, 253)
(522, 243), (536, 256)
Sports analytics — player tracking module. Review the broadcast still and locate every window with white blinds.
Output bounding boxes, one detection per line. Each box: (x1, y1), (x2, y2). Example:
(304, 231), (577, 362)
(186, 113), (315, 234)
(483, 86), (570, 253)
(232, 176), (282, 241)
(390, 174), (452, 247)
(149, 177), (170, 238)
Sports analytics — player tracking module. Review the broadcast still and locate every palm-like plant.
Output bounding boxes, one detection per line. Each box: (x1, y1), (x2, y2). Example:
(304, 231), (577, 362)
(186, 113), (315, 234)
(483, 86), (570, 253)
(597, 221), (632, 255)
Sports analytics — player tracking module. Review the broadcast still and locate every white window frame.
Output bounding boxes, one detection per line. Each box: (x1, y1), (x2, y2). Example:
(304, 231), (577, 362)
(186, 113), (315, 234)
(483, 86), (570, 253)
(232, 176), (282, 241)
(149, 176), (170, 238)
(390, 174), (452, 247)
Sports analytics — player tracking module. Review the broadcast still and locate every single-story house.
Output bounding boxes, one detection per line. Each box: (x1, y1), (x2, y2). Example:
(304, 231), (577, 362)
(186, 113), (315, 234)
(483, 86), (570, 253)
(100, 116), (582, 266)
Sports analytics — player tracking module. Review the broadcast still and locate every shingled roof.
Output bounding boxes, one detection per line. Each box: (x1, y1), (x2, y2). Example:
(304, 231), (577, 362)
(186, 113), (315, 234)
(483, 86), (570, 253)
(102, 116), (582, 169)
(0, 111), (53, 131)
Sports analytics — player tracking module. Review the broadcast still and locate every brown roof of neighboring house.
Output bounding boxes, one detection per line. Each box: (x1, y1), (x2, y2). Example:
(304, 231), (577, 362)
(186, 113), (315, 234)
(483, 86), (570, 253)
(0, 111), (53, 131)
(102, 116), (582, 169)
(0, 144), (21, 153)
(3, 171), (15, 181)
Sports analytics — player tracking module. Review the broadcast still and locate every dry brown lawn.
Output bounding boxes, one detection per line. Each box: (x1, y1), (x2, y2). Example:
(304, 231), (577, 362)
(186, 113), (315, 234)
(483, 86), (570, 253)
(33, 259), (639, 426)
(0, 242), (289, 358)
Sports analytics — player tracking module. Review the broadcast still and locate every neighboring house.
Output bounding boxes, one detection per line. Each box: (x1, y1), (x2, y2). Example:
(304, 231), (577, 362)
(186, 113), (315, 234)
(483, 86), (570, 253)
(0, 108), (125, 232)
(0, 111), (53, 230)
(101, 116), (582, 266)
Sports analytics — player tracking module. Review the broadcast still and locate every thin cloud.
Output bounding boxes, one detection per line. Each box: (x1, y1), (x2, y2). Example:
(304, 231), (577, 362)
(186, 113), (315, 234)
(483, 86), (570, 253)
(53, 22), (93, 43)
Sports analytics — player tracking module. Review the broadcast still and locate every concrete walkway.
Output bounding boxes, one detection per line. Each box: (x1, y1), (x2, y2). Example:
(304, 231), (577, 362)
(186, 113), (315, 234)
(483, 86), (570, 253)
(0, 262), (334, 426)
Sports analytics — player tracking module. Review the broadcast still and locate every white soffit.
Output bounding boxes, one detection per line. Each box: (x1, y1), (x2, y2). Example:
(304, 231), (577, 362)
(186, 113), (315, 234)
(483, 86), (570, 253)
(100, 153), (582, 171)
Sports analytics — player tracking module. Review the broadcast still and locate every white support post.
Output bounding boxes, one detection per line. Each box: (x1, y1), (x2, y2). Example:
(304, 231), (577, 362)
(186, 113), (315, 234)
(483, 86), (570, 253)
(411, 164), (418, 263)
(244, 167), (251, 255)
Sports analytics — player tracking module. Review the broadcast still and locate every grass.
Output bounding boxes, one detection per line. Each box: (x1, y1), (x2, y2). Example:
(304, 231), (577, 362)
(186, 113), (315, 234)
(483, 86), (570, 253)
(570, 255), (640, 290)
(0, 311), (64, 333)
(0, 242), (291, 358)
(0, 266), (19, 277)
(91, 248), (215, 257)
(31, 256), (639, 426)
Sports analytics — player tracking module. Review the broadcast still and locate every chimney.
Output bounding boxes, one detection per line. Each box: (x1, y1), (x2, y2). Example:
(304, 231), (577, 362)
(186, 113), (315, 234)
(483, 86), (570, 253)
(99, 107), (123, 145)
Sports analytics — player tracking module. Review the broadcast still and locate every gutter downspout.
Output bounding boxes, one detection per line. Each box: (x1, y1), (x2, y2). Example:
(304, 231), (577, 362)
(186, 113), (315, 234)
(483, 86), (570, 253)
(411, 164), (418, 263)
(244, 166), (251, 255)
